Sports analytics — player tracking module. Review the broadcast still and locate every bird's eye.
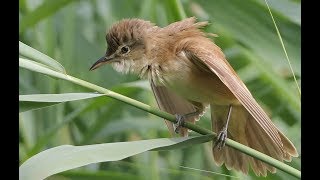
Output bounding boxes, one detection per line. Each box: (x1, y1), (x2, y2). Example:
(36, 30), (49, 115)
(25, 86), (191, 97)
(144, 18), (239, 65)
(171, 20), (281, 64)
(120, 46), (130, 54)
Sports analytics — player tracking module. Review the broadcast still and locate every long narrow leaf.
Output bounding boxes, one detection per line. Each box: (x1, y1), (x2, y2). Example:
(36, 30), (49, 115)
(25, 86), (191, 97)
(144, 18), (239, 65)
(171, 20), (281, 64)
(19, 42), (66, 73)
(19, 58), (68, 80)
(19, 135), (214, 180)
(19, 93), (105, 113)
(19, 93), (104, 102)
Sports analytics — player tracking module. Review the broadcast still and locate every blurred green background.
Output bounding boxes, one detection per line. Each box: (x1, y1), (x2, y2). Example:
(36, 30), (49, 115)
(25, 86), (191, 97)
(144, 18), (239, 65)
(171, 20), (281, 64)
(19, 0), (301, 179)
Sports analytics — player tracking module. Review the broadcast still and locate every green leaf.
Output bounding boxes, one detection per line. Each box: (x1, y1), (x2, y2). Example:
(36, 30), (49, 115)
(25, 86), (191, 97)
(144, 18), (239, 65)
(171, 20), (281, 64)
(19, 135), (213, 180)
(19, 58), (68, 80)
(19, 42), (66, 73)
(19, 0), (75, 33)
(19, 93), (105, 113)
(19, 93), (104, 102)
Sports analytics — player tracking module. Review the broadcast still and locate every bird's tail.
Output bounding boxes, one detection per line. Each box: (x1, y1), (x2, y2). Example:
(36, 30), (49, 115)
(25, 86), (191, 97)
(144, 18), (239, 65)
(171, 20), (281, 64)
(210, 104), (298, 176)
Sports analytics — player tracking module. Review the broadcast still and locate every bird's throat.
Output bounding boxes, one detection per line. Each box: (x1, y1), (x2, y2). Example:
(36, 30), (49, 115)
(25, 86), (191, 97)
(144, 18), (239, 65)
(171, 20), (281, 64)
(111, 59), (164, 85)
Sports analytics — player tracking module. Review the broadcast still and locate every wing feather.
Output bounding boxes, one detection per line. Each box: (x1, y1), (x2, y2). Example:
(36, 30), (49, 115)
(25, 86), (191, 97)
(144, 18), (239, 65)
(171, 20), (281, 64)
(150, 79), (205, 136)
(183, 44), (285, 152)
(181, 35), (297, 158)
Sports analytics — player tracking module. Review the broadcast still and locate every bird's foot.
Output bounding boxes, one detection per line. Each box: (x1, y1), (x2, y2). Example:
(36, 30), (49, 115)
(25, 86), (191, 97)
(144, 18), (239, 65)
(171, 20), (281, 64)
(213, 128), (228, 150)
(174, 114), (185, 134)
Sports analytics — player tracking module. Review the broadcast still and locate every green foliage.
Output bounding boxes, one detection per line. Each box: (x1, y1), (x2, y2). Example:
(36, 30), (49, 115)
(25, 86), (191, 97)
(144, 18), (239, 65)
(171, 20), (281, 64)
(20, 135), (214, 180)
(19, 0), (300, 179)
(19, 93), (105, 112)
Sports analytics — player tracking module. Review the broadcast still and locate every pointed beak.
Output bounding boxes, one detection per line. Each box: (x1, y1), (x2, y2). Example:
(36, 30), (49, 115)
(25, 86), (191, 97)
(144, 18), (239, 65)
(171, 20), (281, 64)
(89, 55), (114, 71)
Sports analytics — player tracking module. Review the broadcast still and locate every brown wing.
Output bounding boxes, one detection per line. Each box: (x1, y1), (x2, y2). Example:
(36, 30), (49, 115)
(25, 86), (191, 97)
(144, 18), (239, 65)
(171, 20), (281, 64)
(150, 79), (206, 137)
(182, 38), (298, 157)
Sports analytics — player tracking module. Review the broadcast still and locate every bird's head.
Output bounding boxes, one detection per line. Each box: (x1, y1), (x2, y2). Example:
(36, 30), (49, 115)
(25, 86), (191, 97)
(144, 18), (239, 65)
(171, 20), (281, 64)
(90, 19), (155, 73)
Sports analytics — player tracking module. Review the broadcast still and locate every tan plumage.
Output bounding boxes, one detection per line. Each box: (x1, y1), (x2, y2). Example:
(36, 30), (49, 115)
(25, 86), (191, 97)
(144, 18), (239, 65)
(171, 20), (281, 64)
(90, 17), (299, 176)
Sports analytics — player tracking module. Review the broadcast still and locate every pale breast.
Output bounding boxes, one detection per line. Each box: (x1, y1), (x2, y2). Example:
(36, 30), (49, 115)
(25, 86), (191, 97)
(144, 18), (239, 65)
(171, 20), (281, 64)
(158, 52), (239, 106)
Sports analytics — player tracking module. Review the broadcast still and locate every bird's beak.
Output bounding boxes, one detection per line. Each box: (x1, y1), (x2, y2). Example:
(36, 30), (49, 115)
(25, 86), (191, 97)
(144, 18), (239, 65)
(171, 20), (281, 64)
(89, 55), (114, 71)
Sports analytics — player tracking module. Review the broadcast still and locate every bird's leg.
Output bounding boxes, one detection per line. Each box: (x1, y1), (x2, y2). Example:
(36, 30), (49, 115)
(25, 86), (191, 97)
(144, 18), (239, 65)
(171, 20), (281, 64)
(213, 105), (233, 150)
(174, 110), (199, 134)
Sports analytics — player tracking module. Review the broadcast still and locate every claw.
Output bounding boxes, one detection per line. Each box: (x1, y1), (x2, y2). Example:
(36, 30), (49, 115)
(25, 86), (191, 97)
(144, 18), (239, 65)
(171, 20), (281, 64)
(213, 105), (232, 150)
(213, 128), (228, 150)
(173, 110), (201, 134)
(174, 114), (185, 134)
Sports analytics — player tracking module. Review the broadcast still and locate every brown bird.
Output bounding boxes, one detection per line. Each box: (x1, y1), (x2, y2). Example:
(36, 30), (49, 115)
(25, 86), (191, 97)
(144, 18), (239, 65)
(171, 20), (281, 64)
(90, 17), (298, 176)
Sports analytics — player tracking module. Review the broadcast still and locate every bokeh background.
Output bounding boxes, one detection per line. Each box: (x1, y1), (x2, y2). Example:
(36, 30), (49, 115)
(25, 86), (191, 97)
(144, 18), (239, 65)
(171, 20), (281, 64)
(19, 0), (301, 179)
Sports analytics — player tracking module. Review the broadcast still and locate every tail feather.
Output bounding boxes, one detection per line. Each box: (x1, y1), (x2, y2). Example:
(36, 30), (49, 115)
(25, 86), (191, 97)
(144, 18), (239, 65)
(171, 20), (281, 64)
(248, 115), (282, 160)
(246, 118), (276, 175)
(224, 147), (233, 170)
(212, 147), (224, 166)
(211, 104), (297, 176)
(279, 130), (299, 159)
(237, 150), (249, 173)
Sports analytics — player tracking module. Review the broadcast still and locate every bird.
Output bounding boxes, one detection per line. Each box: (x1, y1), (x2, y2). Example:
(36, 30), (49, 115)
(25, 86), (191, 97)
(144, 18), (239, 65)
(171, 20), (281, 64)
(89, 17), (298, 176)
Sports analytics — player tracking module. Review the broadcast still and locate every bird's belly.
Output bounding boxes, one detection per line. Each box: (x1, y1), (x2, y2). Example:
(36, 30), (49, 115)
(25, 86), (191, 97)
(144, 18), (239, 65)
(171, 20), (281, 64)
(162, 70), (239, 105)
